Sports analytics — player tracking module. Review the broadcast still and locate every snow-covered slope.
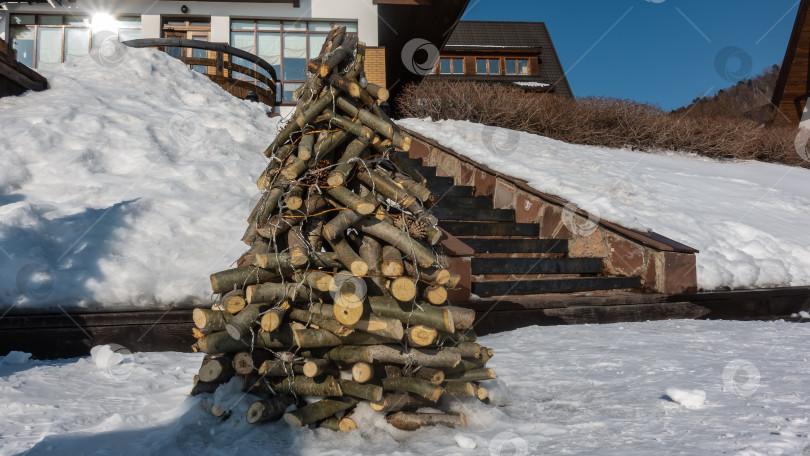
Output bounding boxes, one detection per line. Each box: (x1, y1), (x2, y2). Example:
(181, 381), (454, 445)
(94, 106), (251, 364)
(0, 47), (277, 311)
(399, 118), (810, 291)
(2, 320), (809, 455)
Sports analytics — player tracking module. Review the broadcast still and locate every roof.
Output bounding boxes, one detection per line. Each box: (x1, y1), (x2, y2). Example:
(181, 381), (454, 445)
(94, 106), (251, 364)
(440, 21), (573, 97)
(771, 0), (810, 126)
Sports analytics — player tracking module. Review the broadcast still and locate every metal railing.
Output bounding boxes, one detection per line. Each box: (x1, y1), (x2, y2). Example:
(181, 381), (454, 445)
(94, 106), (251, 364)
(122, 37), (278, 108)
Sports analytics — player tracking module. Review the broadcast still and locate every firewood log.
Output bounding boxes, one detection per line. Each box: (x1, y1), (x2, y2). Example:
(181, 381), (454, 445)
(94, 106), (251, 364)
(368, 296), (454, 333)
(381, 377), (443, 402)
(355, 167), (421, 214)
(318, 415), (357, 431)
(369, 393), (429, 412)
(385, 412), (466, 431)
(325, 237), (367, 278)
(365, 83), (389, 102)
(326, 138), (370, 187)
(357, 217), (438, 268)
(445, 368), (497, 382)
(232, 350), (274, 376)
(442, 381), (476, 397)
(387, 276), (417, 302)
(193, 309), (233, 334)
(289, 308), (354, 337)
(246, 395), (297, 424)
(336, 379), (383, 402)
(335, 97), (410, 151)
(190, 375), (221, 396)
(402, 262), (450, 285)
(381, 245), (405, 277)
(210, 267), (277, 295)
(246, 282), (320, 304)
(326, 186), (376, 215)
(284, 397), (357, 427)
(445, 306), (476, 330)
(257, 359), (302, 377)
(259, 301), (291, 332)
(287, 225), (309, 267)
(225, 303), (267, 340)
(411, 367), (445, 385)
(351, 362), (374, 383)
(198, 355), (234, 383)
(302, 358), (338, 378)
(422, 285), (447, 305)
(406, 325), (438, 347)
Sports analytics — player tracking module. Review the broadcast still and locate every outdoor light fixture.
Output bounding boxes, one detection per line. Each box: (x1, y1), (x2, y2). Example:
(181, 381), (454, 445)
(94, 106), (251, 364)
(180, 5), (189, 13)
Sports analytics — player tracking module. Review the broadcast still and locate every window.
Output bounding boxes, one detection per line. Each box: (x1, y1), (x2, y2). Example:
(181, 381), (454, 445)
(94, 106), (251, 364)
(231, 19), (358, 103)
(439, 57), (463, 74)
(10, 15), (141, 69)
(505, 58), (529, 75)
(476, 58), (500, 75)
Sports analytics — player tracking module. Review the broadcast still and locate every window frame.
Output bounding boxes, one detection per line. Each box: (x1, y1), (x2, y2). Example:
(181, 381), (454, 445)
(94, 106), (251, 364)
(230, 19), (358, 104)
(439, 57), (464, 75)
(475, 57), (502, 75)
(505, 58), (530, 76)
(10, 14), (142, 69)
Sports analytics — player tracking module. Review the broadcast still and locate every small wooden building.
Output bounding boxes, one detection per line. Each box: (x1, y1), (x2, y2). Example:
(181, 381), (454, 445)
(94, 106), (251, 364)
(772, 0), (810, 126)
(430, 21), (573, 97)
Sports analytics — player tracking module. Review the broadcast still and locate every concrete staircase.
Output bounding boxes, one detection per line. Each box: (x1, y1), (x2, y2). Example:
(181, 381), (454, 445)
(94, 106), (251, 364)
(397, 152), (643, 299)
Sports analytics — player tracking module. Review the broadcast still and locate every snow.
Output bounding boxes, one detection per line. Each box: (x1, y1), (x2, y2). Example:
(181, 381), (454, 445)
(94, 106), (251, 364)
(398, 118), (810, 290)
(514, 81), (550, 87)
(0, 47), (277, 311)
(1, 320), (809, 455)
(664, 388), (707, 410)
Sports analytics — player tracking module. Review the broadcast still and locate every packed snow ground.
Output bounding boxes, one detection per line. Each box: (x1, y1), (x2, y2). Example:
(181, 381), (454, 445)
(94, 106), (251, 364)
(0, 47), (277, 311)
(1, 320), (808, 455)
(398, 119), (810, 291)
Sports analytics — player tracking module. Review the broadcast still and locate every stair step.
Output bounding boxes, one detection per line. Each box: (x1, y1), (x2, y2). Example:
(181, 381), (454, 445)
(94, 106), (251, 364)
(429, 184), (474, 198)
(432, 196), (492, 209)
(432, 207), (514, 222)
(413, 165), (438, 177)
(424, 175), (455, 187)
(463, 238), (568, 254)
(394, 152), (422, 167)
(471, 276), (642, 297)
(441, 221), (539, 237)
(471, 258), (603, 275)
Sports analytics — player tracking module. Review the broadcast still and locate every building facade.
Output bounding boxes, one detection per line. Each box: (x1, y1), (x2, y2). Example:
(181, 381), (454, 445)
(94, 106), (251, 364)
(431, 21), (573, 97)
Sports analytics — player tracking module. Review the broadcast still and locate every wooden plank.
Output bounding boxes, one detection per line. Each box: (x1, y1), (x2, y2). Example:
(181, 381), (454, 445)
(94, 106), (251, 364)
(441, 221), (539, 237)
(471, 257), (602, 275)
(462, 238), (568, 254)
(471, 276), (642, 297)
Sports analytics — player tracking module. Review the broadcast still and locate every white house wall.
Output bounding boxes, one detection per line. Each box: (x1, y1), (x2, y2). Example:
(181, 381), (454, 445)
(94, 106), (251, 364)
(3, 1), (378, 46)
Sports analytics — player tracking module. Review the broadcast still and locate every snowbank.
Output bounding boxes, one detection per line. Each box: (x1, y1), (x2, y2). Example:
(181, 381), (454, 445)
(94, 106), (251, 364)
(398, 118), (810, 290)
(0, 47), (277, 311)
(2, 320), (809, 455)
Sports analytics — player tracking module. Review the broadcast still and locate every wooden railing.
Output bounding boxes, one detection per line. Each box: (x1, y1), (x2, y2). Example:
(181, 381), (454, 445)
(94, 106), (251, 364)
(122, 38), (278, 108)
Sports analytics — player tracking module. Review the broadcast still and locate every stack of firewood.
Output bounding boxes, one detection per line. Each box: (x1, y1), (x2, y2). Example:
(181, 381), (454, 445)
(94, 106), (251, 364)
(188, 26), (496, 432)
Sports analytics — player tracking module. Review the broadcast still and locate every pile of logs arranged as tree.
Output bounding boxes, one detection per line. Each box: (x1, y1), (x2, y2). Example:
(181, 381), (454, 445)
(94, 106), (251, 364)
(189, 25), (497, 432)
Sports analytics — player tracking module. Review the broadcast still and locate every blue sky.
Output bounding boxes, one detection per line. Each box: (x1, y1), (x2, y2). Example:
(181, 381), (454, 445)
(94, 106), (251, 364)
(460, 0), (799, 111)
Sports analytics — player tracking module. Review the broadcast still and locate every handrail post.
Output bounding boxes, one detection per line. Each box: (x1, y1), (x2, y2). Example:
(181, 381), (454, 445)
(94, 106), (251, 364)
(216, 51), (224, 76)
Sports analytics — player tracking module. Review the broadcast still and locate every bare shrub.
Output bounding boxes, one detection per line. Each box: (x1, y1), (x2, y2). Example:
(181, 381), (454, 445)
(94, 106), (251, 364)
(397, 80), (806, 168)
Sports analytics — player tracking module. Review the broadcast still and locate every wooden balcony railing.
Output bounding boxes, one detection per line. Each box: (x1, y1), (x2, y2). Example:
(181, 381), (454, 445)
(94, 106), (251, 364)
(122, 38), (278, 108)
